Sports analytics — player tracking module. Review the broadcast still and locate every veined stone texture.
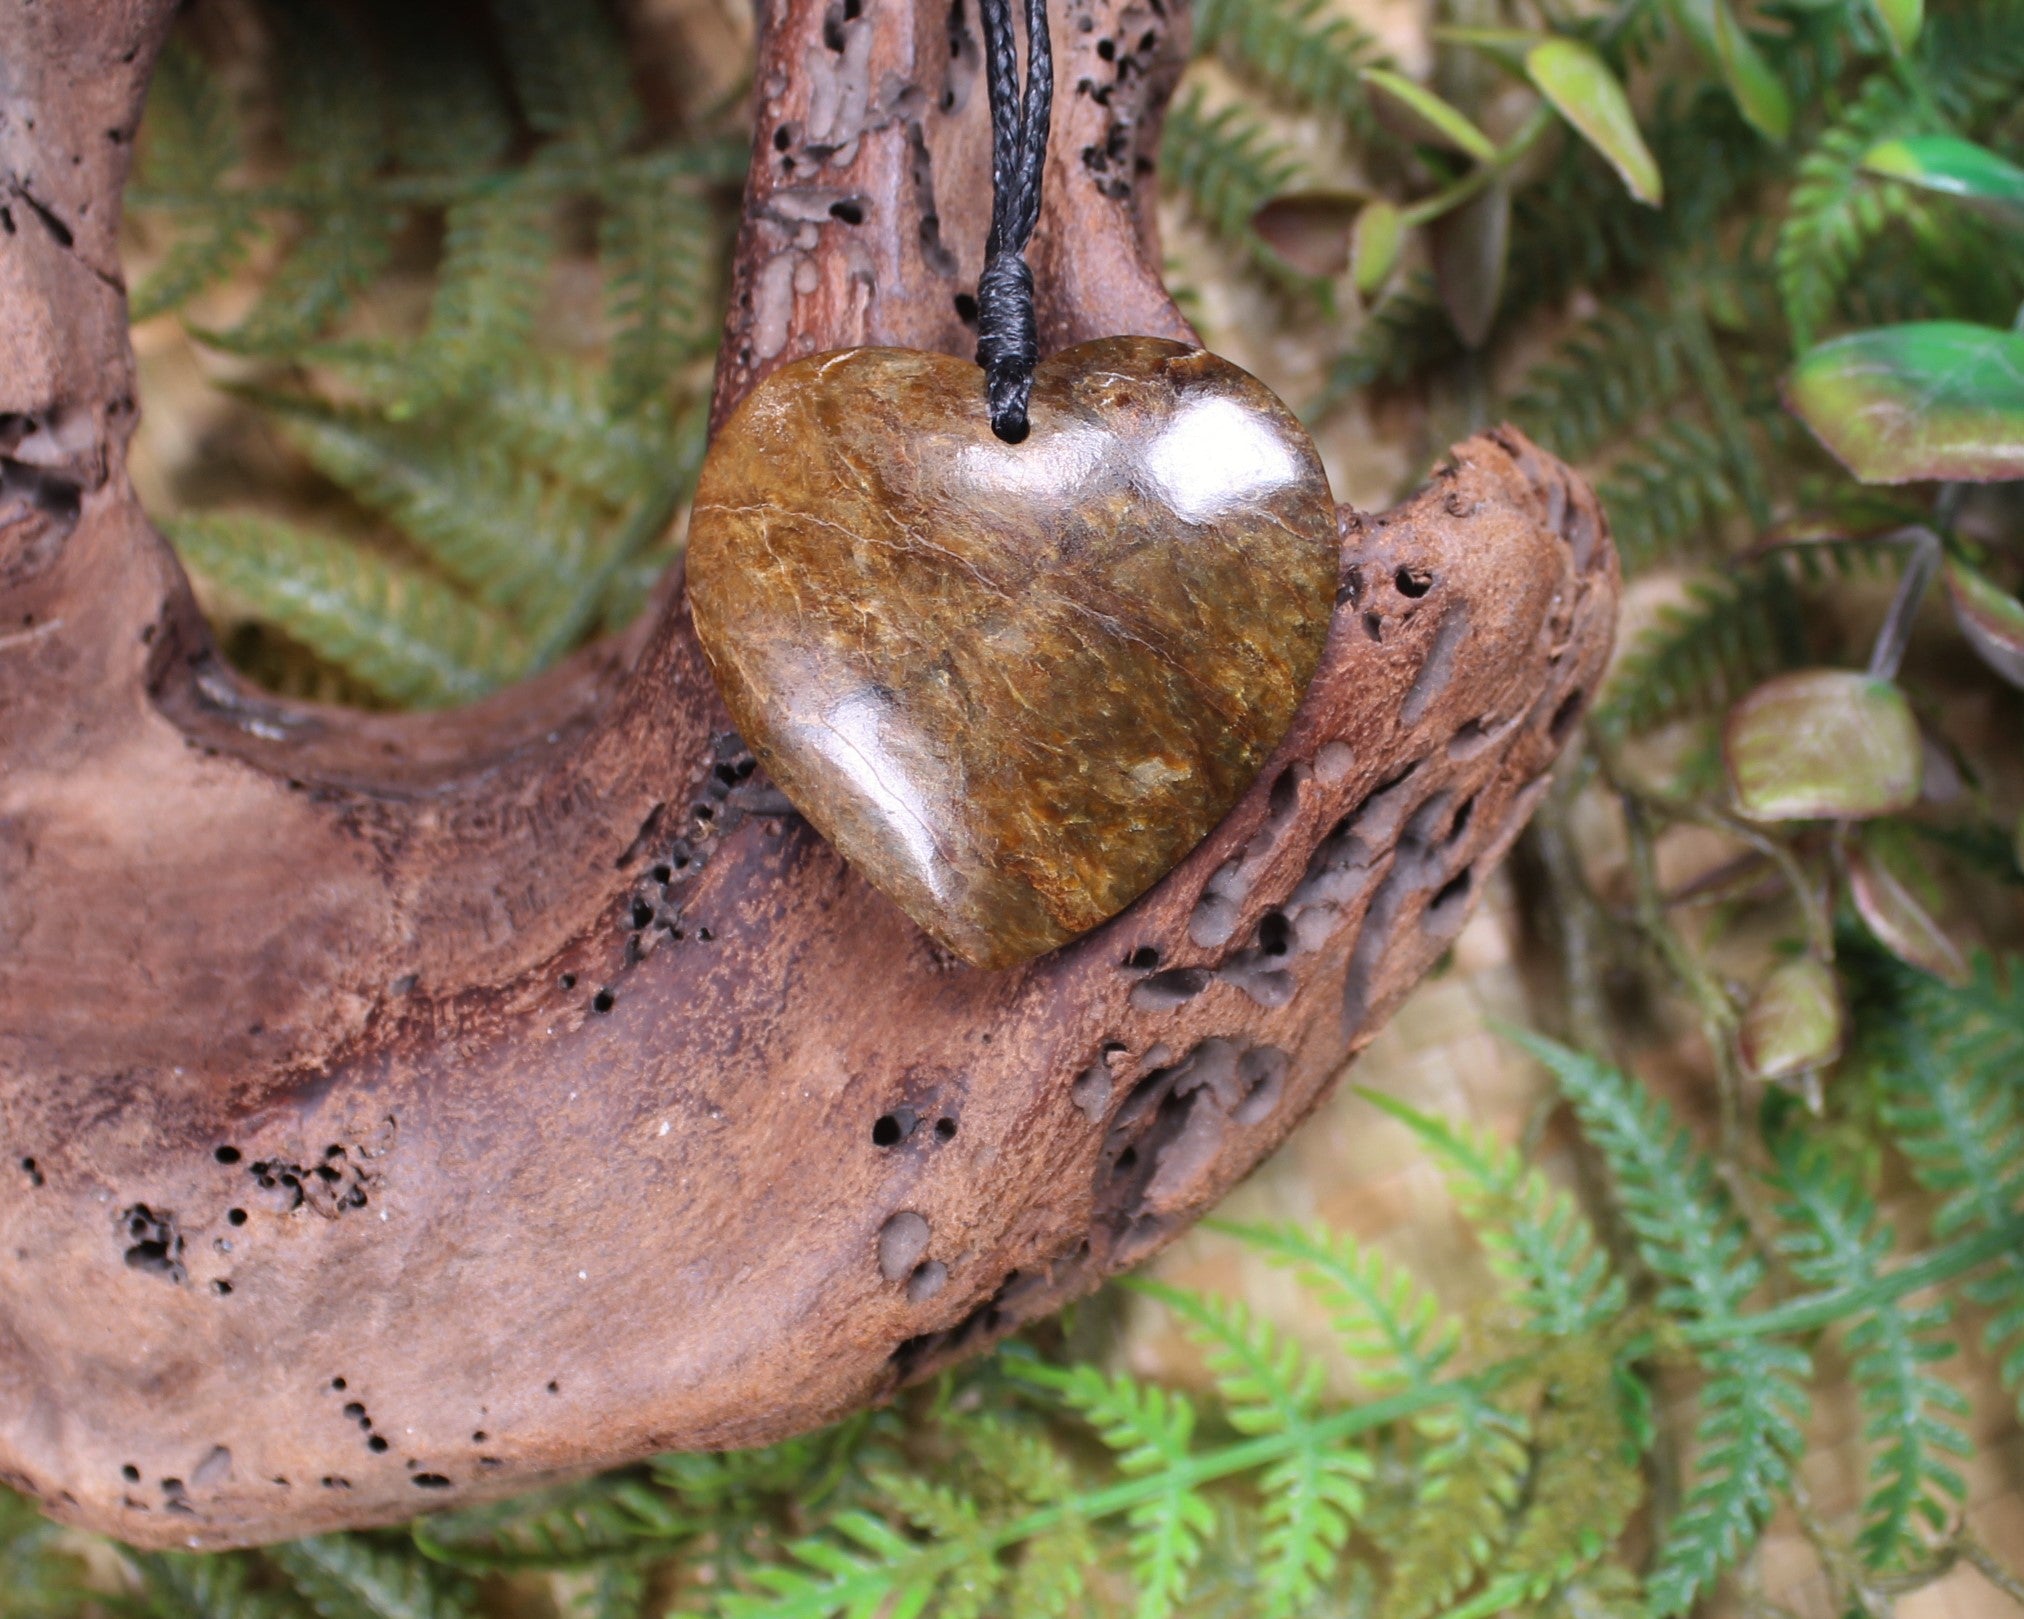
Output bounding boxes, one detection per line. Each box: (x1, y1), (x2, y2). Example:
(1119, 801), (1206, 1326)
(688, 337), (1341, 968)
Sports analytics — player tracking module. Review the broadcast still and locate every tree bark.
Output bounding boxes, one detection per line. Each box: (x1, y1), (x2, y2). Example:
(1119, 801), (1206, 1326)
(0, 0), (1616, 1548)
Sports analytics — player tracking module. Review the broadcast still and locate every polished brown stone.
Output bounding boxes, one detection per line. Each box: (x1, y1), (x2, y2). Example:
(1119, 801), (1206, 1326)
(687, 337), (1340, 968)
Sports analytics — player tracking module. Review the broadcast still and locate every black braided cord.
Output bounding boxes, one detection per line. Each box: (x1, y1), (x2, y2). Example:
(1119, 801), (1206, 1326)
(974, 0), (1052, 441)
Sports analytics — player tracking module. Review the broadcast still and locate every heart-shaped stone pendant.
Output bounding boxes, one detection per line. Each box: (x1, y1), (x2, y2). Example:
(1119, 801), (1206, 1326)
(687, 336), (1340, 969)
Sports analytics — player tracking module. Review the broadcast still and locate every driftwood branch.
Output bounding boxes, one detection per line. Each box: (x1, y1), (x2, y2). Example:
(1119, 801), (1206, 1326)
(0, 0), (1616, 1548)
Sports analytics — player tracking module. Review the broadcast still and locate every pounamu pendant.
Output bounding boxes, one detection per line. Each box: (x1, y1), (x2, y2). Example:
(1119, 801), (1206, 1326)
(686, 336), (1340, 969)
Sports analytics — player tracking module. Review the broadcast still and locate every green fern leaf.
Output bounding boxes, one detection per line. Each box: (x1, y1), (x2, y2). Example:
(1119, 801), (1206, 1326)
(1031, 1364), (1214, 1619)
(1769, 1136), (1970, 1567)
(216, 199), (402, 355)
(1506, 293), (1687, 464)
(714, 1509), (941, 1619)
(1130, 1280), (1369, 1615)
(1594, 416), (1742, 570)
(404, 175), (556, 406)
(1525, 1558), (1648, 1619)
(1006, 1522), (1095, 1619)
(1358, 1091), (1626, 1336)
(1648, 1338), (1812, 1616)
(1501, 1341), (1646, 1595)
(1159, 91), (1312, 290)
(1590, 564), (1807, 741)
(169, 514), (527, 707)
(255, 394), (599, 627)
(1379, 1396), (1529, 1619)
(271, 1537), (476, 1619)
(0, 1490), (95, 1619)
(493, 0), (644, 157)
(1519, 1034), (1810, 1614)
(372, 5), (515, 173)
(411, 1475), (692, 1570)
(559, 1564), (648, 1619)
(141, 1551), (314, 1619)
(601, 178), (722, 413)
(1315, 273), (1461, 416)
(1218, 1222), (1458, 1393)
(1192, 0), (1386, 128)
(1774, 76), (1921, 349)
(1851, 946), (2024, 1420)
(130, 43), (260, 321)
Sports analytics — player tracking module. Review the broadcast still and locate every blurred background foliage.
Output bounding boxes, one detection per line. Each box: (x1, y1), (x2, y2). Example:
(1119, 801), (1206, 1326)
(11, 0), (2024, 1612)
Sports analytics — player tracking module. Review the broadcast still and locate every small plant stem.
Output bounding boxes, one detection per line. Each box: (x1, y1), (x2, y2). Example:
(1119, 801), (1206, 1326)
(1667, 265), (1772, 533)
(1867, 526), (1940, 682)
(1399, 104), (1554, 229)
(524, 430), (702, 671)
(1959, 1532), (2024, 1610)
(964, 1216), (2024, 1595)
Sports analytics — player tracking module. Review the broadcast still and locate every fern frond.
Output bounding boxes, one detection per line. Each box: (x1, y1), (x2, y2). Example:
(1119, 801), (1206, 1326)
(1852, 946), (2024, 1418)
(373, 5), (516, 173)
(1159, 91), (1310, 289)
(1130, 1280), (1368, 1615)
(130, 43), (260, 320)
(1769, 1136), (1970, 1567)
(1006, 1522), (1095, 1619)
(464, 357), (677, 497)
(1315, 273), (1461, 415)
(1526, 1558), (1648, 1619)
(411, 1475), (692, 1570)
(1358, 1092), (1626, 1336)
(1506, 293), (1687, 464)
(1501, 1343), (1645, 1594)
(1518, 1035), (1810, 1614)
(140, 1551), (313, 1619)
(1378, 1396), (1529, 1619)
(1218, 1222), (1458, 1393)
(1517, 1035), (1759, 1322)
(1648, 1338), (1812, 1616)
(558, 1564), (648, 1619)
(1191, 0), (1386, 128)
(271, 1537), (477, 1619)
(254, 393), (597, 626)
(1774, 76), (1921, 350)
(217, 200), (403, 355)
(170, 514), (527, 707)
(0, 1490), (96, 1619)
(492, 0), (644, 157)
(600, 178), (722, 413)
(1590, 564), (1807, 741)
(404, 175), (556, 406)
(1594, 417), (1743, 570)
(1030, 1364), (1214, 1618)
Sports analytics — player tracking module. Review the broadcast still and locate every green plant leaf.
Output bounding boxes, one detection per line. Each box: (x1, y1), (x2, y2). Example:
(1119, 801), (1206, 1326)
(1430, 26), (1546, 75)
(1739, 956), (1845, 1081)
(1848, 832), (1970, 984)
(1871, 0), (1923, 55)
(1863, 134), (2024, 215)
(169, 513), (528, 707)
(271, 1537), (477, 1619)
(1786, 323), (2024, 484)
(1352, 198), (1404, 296)
(1710, 0), (1792, 142)
(1943, 556), (2024, 688)
(1724, 670), (1923, 820)
(1525, 40), (1663, 205)
(1431, 179), (1509, 348)
(1361, 68), (1499, 162)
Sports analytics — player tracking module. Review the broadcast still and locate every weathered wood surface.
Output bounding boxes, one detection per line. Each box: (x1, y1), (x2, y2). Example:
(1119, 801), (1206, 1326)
(0, 0), (1616, 1546)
